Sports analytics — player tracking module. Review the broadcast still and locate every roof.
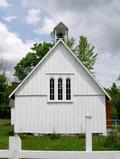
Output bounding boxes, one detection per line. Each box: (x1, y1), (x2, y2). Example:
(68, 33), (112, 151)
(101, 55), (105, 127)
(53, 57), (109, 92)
(9, 40), (111, 100)
(51, 22), (68, 36)
(54, 22), (68, 30)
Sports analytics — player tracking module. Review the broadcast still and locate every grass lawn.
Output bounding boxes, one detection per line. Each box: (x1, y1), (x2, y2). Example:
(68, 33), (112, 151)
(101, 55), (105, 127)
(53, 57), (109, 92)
(0, 119), (120, 151)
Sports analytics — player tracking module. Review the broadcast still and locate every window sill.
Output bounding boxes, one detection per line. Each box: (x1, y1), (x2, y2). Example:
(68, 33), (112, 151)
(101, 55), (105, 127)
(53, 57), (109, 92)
(47, 100), (73, 103)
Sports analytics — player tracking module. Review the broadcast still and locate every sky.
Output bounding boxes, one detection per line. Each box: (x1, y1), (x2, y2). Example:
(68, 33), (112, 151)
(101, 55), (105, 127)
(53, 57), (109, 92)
(0, 0), (120, 88)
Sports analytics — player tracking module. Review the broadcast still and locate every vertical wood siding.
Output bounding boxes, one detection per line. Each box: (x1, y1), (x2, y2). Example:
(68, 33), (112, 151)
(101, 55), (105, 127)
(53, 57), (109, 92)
(13, 43), (107, 134)
(15, 95), (106, 134)
(16, 43), (104, 96)
(11, 108), (15, 125)
(106, 99), (112, 128)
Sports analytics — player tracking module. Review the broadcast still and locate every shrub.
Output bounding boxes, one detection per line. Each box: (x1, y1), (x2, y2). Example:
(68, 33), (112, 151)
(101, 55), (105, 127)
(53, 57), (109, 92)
(77, 134), (85, 138)
(49, 133), (61, 139)
(104, 135), (120, 150)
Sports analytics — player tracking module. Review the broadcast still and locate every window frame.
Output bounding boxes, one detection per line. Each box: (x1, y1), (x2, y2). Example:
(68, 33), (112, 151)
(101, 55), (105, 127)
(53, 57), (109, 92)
(66, 78), (71, 100)
(49, 78), (55, 100)
(58, 78), (63, 100)
(48, 75), (73, 103)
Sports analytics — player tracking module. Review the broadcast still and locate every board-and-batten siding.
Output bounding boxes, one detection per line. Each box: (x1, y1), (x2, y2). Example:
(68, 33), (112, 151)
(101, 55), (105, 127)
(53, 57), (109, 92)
(11, 108), (15, 125)
(16, 43), (104, 96)
(15, 96), (106, 134)
(14, 43), (106, 134)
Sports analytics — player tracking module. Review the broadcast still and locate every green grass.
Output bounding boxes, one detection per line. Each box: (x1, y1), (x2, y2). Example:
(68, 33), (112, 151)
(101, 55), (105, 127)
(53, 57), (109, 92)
(0, 119), (120, 151)
(21, 135), (85, 150)
(0, 119), (13, 149)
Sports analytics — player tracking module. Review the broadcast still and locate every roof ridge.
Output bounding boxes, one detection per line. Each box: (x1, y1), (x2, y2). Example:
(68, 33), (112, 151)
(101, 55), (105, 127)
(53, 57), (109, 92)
(9, 39), (111, 100)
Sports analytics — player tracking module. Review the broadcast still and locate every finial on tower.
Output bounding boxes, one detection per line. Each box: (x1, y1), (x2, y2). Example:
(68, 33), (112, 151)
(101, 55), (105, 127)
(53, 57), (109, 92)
(51, 22), (68, 43)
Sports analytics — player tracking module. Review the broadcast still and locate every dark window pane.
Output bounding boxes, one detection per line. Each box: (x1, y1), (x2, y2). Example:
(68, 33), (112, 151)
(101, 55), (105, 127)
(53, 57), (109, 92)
(50, 78), (54, 100)
(66, 78), (71, 100)
(58, 78), (63, 100)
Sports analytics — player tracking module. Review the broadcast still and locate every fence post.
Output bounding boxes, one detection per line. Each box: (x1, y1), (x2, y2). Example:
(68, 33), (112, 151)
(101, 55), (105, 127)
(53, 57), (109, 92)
(85, 115), (92, 152)
(9, 135), (21, 159)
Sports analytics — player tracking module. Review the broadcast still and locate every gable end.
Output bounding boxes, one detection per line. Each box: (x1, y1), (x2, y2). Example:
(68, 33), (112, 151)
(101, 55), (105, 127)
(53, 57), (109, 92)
(9, 40), (111, 100)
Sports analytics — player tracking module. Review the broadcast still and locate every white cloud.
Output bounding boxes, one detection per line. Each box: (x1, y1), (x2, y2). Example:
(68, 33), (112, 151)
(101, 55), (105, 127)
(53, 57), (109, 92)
(22, 0), (55, 9)
(3, 16), (17, 22)
(0, 0), (9, 8)
(26, 8), (41, 25)
(34, 17), (56, 35)
(20, 0), (120, 87)
(0, 22), (34, 62)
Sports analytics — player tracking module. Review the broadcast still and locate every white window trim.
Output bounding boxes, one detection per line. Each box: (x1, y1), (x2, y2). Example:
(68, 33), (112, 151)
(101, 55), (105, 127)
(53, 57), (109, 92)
(66, 77), (71, 101)
(48, 75), (73, 103)
(58, 77), (63, 101)
(49, 78), (55, 100)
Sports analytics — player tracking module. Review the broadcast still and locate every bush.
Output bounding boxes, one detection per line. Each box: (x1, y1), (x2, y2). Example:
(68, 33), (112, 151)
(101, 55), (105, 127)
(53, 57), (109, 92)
(104, 135), (120, 150)
(7, 128), (14, 136)
(48, 133), (61, 139)
(0, 103), (10, 119)
(77, 134), (85, 138)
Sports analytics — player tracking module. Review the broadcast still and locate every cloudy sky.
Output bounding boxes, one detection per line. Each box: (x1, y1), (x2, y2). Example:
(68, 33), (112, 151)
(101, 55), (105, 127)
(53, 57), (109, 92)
(0, 0), (120, 87)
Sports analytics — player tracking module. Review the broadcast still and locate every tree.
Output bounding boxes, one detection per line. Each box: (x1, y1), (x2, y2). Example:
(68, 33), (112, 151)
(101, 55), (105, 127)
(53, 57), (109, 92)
(0, 74), (11, 118)
(66, 37), (75, 50)
(0, 37), (98, 119)
(0, 72), (18, 118)
(75, 36), (97, 71)
(14, 36), (97, 81)
(106, 83), (120, 120)
(14, 42), (53, 81)
(0, 59), (12, 75)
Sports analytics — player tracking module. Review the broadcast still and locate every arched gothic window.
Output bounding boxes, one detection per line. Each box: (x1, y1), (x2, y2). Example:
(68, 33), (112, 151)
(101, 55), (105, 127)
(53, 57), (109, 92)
(50, 78), (54, 100)
(66, 78), (71, 100)
(58, 78), (63, 100)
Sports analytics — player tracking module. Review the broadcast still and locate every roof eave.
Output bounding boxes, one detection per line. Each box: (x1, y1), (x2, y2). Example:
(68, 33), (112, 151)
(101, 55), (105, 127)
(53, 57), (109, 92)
(9, 40), (62, 98)
(9, 39), (111, 101)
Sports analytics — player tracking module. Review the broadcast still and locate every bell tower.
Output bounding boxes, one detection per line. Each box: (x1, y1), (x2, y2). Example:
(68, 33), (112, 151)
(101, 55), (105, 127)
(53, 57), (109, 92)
(51, 22), (68, 43)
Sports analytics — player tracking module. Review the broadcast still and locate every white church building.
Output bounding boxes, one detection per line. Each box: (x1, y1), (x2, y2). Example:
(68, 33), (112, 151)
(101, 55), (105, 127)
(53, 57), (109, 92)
(9, 22), (112, 135)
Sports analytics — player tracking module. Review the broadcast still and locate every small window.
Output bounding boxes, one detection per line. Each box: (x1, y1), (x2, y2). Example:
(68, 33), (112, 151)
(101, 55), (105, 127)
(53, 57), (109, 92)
(58, 78), (63, 100)
(50, 78), (54, 100)
(66, 78), (71, 100)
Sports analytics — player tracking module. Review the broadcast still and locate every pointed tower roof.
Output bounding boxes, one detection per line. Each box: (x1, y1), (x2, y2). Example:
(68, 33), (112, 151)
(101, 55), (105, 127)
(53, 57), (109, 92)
(53, 22), (68, 30)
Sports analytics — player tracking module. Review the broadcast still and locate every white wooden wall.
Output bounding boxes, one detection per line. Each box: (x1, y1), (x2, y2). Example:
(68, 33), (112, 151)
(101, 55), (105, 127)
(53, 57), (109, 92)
(11, 108), (15, 125)
(14, 95), (106, 134)
(16, 43), (104, 96)
(13, 42), (106, 134)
